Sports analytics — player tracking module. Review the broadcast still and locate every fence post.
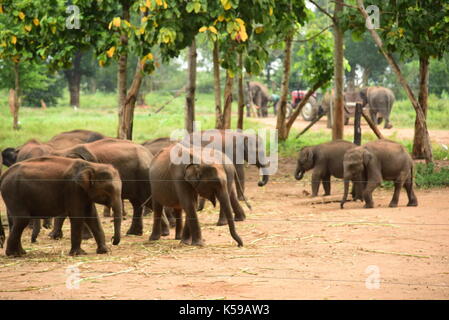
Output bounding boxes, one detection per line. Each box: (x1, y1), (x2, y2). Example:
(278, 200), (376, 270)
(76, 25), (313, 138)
(353, 102), (362, 145)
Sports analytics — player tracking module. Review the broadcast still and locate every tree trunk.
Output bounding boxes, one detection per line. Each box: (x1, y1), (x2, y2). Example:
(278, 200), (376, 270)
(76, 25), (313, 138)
(356, 0), (433, 163)
(276, 34), (293, 141)
(118, 61), (145, 140)
(237, 52), (245, 130)
(185, 39), (197, 133)
(64, 51), (82, 109)
(362, 67), (370, 86)
(412, 56), (429, 159)
(222, 71), (233, 129)
(213, 42), (223, 129)
(12, 62), (20, 130)
(116, 0), (130, 138)
(332, 0), (345, 141)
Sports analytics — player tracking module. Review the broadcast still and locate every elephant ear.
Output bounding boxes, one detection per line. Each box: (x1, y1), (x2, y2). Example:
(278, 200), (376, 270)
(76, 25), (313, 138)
(184, 164), (201, 188)
(65, 146), (98, 162)
(72, 162), (96, 192)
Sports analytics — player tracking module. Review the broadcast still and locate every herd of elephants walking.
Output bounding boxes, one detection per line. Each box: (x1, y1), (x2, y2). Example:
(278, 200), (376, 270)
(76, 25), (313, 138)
(0, 81), (409, 256)
(0, 120), (418, 257)
(247, 81), (395, 130)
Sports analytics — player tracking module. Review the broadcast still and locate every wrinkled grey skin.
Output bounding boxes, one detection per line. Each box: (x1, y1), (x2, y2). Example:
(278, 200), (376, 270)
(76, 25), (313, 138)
(49, 138), (153, 238)
(341, 139), (418, 209)
(247, 81), (271, 117)
(0, 157), (122, 257)
(149, 144), (244, 247)
(295, 140), (363, 199)
(359, 87), (395, 129)
(1, 130), (106, 242)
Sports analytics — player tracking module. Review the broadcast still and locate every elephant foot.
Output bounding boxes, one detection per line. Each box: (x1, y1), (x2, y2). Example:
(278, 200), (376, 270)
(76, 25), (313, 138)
(388, 202), (398, 208)
(364, 203), (374, 209)
(216, 219), (228, 226)
(191, 238), (205, 246)
(149, 233), (161, 241)
(161, 228), (170, 237)
(69, 248), (87, 256)
(175, 233), (182, 240)
(323, 192), (331, 196)
(49, 229), (63, 240)
(385, 124), (393, 129)
(126, 223), (143, 236)
(6, 248), (27, 257)
(96, 245), (109, 254)
(407, 200), (418, 207)
(180, 237), (192, 246)
(234, 215), (246, 222)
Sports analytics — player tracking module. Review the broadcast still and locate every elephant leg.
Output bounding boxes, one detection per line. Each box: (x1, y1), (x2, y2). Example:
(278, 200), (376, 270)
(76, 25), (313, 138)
(68, 216), (87, 256)
(49, 216), (65, 239)
(363, 181), (380, 208)
(172, 208), (183, 240)
(149, 201), (163, 241)
(165, 207), (176, 228)
(81, 223), (94, 240)
(31, 219), (41, 243)
(322, 173), (331, 196)
(0, 215), (5, 249)
(182, 201), (203, 246)
(126, 200), (144, 236)
(103, 206), (111, 217)
(84, 205), (108, 254)
(235, 164), (245, 201)
(197, 197), (206, 211)
(230, 186), (246, 222)
(384, 116), (393, 129)
(404, 177), (418, 207)
(389, 180), (404, 208)
(369, 109), (378, 126)
(181, 218), (191, 244)
(43, 218), (52, 229)
(6, 216), (29, 257)
(161, 210), (170, 237)
(311, 172), (321, 197)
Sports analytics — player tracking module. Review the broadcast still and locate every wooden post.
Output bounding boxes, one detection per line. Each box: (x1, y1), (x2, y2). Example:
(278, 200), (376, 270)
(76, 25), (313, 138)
(185, 39), (197, 133)
(353, 102), (362, 145)
(295, 112), (326, 139)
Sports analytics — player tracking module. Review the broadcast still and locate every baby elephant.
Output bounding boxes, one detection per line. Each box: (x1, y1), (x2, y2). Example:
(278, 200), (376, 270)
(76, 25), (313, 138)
(341, 139), (418, 209)
(295, 140), (361, 198)
(0, 156), (123, 256)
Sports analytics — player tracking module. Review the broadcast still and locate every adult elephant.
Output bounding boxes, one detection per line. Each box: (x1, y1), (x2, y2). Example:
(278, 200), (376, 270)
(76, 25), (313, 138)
(142, 137), (176, 156)
(0, 157), (122, 256)
(148, 144), (243, 247)
(247, 81), (270, 118)
(49, 138), (153, 237)
(359, 86), (395, 129)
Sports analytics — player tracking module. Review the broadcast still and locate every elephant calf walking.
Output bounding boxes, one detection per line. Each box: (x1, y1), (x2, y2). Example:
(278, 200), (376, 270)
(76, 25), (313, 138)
(295, 140), (363, 199)
(341, 139), (418, 209)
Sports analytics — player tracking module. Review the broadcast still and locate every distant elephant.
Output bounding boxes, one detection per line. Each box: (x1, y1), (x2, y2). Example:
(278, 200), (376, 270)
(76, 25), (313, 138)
(295, 140), (363, 199)
(48, 138), (153, 239)
(359, 87), (395, 129)
(320, 91), (358, 128)
(247, 81), (270, 117)
(341, 139), (418, 209)
(0, 157), (122, 256)
(182, 129), (269, 222)
(148, 144), (243, 247)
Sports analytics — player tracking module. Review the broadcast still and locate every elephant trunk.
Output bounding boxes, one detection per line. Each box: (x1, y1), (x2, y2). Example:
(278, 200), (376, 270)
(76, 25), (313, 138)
(111, 199), (122, 245)
(257, 161), (270, 187)
(218, 189), (243, 247)
(341, 179), (350, 209)
(295, 167), (305, 180)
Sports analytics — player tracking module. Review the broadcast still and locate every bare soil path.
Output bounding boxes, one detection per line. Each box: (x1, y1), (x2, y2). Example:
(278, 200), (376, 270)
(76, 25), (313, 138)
(0, 158), (448, 300)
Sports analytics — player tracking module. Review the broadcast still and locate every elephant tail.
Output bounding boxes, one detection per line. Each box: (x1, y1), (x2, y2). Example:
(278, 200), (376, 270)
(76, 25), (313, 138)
(234, 171), (252, 211)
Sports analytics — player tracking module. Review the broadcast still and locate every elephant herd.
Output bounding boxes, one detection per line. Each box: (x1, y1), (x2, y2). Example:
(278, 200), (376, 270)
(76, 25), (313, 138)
(0, 129), (417, 257)
(0, 129), (269, 256)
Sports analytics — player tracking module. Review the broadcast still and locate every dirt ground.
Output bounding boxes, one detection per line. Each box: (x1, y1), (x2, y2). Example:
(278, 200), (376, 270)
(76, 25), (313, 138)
(0, 156), (448, 300)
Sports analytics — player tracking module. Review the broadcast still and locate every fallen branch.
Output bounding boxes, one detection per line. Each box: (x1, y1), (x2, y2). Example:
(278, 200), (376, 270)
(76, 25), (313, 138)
(359, 248), (430, 259)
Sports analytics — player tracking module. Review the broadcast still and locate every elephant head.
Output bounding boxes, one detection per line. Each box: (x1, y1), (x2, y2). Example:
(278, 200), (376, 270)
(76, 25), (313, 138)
(58, 145), (98, 162)
(71, 160), (122, 245)
(341, 147), (375, 208)
(1, 147), (18, 167)
(359, 88), (369, 107)
(295, 146), (315, 180)
(184, 162), (243, 247)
